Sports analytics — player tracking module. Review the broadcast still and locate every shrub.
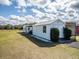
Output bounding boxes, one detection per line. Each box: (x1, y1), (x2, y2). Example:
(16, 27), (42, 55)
(50, 28), (59, 42)
(63, 27), (72, 40)
(4, 24), (12, 29)
(0, 25), (4, 29)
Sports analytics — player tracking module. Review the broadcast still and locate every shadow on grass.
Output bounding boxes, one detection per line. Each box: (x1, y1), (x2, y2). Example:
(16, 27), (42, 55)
(18, 32), (58, 47)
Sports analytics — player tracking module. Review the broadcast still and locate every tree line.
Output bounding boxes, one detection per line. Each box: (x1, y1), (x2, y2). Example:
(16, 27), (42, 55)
(0, 24), (23, 30)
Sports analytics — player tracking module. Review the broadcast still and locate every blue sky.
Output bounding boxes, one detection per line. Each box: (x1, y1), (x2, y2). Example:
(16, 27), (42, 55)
(0, 1), (33, 18)
(0, 0), (79, 21)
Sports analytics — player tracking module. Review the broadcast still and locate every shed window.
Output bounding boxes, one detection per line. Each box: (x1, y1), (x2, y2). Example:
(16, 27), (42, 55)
(28, 27), (30, 30)
(43, 26), (46, 33)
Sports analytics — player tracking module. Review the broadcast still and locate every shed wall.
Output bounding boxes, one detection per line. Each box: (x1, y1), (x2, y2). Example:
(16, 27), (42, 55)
(33, 20), (65, 40)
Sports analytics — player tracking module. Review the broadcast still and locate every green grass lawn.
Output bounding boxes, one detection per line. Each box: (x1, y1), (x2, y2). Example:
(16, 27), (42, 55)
(0, 30), (79, 59)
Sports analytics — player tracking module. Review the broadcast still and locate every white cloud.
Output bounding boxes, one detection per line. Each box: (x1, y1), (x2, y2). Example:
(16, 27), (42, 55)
(46, 0), (77, 11)
(46, 2), (60, 13)
(18, 8), (26, 13)
(14, 0), (79, 22)
(70, 0), (79, 9)
(10, 15), (36, 23)
(48, 2), (59, 9)
(32, 8), (45, 18)
(14, 0), (78, 21)
(25, 15), (34, 19)
(1, 0), (79, 23)
(45, 13), (57, 19)
(10, 15), (27, 25)
(10, 15), (26, 21)
(0, 16), (8, 20)
(16, 0), (26, 8)
(15, 0), (27, 14)
(42, 0), (79, 21)
(25, 15), (36, 22)
(10, 15), (20, 19)
(0, 0), (12, 6)
(29, 0), (51, 8)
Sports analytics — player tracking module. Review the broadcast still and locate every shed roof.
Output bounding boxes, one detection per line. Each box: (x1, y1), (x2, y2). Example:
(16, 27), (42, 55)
(34, 19), (64, 26)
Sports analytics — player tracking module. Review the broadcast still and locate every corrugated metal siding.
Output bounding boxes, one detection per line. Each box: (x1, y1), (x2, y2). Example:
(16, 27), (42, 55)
(76, 26), (79, 35)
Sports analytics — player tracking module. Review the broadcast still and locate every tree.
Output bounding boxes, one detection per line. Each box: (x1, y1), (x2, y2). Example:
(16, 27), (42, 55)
(50, 28), (59, 42)
(4, 24), (12, 29)
(63, 27), (72, 40)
